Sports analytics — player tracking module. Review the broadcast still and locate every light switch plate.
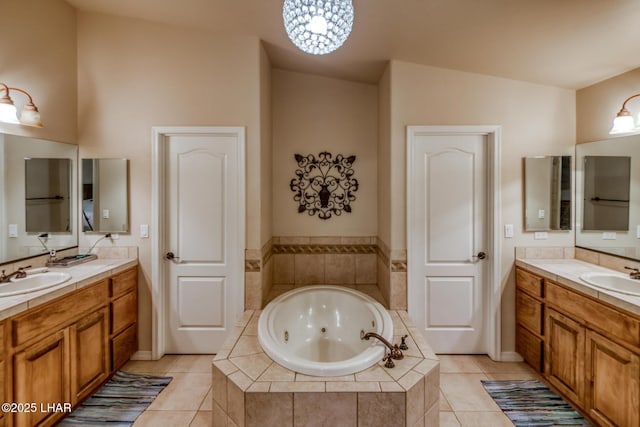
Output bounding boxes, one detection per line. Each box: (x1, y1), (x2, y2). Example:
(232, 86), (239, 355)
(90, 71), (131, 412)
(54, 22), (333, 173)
(602, 232), (617, 240)
(102, 209), (110, 219)
(538, 209), (545, 219)
(534, 231), (548, 240)
(8, 224), (17, 238)
(140, 224), (149, 238)
(504, 224), (514, 238)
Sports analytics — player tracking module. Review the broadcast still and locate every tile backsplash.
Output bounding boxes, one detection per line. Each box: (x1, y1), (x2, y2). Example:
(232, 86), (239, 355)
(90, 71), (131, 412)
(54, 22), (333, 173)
(246, 236), (407, 310)
(516, 246), (640, 274)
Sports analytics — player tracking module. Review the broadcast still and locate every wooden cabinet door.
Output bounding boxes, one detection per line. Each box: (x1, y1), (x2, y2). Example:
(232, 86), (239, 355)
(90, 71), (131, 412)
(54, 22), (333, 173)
(586, 331), (640, 427)
(70, 307), (110, 405)
(13, 330), (69, 427)
(0, 361), (4, 427)
(545, 308), (585, 406)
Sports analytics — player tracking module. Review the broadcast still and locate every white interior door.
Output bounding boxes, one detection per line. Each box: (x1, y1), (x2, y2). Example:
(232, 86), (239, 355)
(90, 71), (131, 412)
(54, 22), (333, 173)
(408, 128), (490, 354)
(161, 128), (244, 354)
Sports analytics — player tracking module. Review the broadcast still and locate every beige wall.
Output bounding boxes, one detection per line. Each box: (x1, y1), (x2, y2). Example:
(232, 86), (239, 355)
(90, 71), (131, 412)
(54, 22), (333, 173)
(271, 69), (378, 236)
(77, 11), (264, 351)
(387, 60), (576, 353)
(377, 64), (392, 248)
(260, 45), (273, 247)
(0, 0), (77, 143)
(577, 68), (640, 144)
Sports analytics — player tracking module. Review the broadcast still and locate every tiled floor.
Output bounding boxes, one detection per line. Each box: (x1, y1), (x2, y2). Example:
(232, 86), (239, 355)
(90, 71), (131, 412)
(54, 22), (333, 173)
(120, 353), (540, 426)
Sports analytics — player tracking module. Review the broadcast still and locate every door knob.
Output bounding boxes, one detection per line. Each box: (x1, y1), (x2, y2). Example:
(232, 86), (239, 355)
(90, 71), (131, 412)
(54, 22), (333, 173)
(472, 251), (487, 260)
(165, 252), (180, 263)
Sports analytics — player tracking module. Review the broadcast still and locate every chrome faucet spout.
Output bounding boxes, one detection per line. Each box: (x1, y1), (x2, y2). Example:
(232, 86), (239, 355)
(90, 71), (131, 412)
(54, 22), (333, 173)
(361, 332), (404, 360)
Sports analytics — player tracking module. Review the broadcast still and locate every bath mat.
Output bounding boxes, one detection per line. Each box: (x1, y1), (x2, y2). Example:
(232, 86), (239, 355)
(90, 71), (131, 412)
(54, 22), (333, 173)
(481, 379), (591, 426)
(58, 371), (172, 426)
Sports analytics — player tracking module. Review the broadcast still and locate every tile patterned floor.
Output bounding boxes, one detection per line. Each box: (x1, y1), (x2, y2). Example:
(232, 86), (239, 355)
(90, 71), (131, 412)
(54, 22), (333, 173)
(121, 354), (539, 426)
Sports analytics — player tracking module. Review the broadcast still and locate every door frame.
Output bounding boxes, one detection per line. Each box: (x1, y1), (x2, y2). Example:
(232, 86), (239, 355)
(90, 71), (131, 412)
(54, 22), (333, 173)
(406, 125), (502, 360)
(151, 126), (246, 360)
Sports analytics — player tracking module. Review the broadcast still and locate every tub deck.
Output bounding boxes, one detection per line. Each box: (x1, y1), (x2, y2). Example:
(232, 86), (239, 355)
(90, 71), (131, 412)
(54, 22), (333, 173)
(212, 310), (440, 426)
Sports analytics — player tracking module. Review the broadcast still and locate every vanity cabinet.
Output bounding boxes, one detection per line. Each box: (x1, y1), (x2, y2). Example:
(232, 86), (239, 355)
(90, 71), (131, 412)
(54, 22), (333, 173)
(70, 307), (110, 405)
(2, 265), (138, 427)
(516, 265), (640, 427)
(109, 267), (138, 371)
(515, 268), (545, 372)
(545, 308), (585, 406)
(13, 330), (69, 427)
(586, 331), (640, 427)
(0, 321), (5, 427)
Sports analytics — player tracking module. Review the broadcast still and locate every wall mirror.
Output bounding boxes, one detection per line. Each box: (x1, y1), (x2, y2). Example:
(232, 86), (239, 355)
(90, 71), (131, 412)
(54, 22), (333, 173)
(582, 156), (630, 231)
(82, 158), (129, 233)
(0, 133), (78, 264)
(576, 134), (639, 260)
(523, 156), (572, 231)
(25, 158), (71, 233)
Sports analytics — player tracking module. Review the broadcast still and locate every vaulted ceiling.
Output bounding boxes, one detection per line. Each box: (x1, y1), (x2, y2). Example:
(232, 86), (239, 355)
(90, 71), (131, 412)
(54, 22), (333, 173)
(66, 0), (640, 89)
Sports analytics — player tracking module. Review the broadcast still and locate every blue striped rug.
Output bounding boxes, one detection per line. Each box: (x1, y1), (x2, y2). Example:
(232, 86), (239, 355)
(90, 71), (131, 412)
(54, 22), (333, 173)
(481, 380), (591, 426)
(58, 371), (172, 426)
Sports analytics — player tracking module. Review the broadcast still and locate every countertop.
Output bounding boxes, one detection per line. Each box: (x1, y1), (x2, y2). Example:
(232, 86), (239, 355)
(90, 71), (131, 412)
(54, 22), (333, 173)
(0, 257), (138, 321)
(515, 258), (640, 317)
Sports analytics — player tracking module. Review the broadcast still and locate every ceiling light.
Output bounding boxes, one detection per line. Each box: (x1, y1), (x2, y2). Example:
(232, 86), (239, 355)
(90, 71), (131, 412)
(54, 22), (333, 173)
(0, 83), (43, 128)
(610, 93), (640, 134)
(283, 0), (354, 55)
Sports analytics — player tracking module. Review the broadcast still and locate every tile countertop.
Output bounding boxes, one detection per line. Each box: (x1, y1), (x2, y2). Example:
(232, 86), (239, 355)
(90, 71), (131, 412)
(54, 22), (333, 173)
(0, 257), (138, 321)
(515, 258), (640, 317)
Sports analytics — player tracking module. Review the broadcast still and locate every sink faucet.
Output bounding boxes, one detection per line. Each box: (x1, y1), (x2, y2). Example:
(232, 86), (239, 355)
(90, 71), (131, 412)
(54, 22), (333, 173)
(625, 266), (640, 280)
(361, 331), (404, 367)
(0, 265), (32, 283)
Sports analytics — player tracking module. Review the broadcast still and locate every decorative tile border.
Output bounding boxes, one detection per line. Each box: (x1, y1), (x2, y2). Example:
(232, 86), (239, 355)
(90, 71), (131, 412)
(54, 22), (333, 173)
(376, 238), (391, 267)
(391, 261), (407, 272)
(272, 244), (377, 255)
(245, 260), (261, 273)
(262, 247), (273, 266)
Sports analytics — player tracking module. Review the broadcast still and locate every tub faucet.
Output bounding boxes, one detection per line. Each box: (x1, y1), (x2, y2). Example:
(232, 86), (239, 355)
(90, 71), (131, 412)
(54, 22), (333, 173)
(361, 332), (404, 361)
(625, 266), (640, 280)
(0, 266), (31, 283)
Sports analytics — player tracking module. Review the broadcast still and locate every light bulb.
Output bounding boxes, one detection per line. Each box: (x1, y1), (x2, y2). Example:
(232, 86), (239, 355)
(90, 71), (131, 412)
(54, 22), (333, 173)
(610, 113), (635, 134)
(306, 15), (328, 34)
(0, 102), (19, 124)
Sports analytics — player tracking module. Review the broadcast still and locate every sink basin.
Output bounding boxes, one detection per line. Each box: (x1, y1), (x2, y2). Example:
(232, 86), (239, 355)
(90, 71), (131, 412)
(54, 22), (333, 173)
(0, 272), (72, 297)
(580, 272), (640, 296)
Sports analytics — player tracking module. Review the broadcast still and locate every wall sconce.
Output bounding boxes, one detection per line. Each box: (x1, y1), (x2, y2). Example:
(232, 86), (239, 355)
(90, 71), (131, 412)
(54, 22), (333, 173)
(0, 83), (43, 128)
(610, 93), (640, 134)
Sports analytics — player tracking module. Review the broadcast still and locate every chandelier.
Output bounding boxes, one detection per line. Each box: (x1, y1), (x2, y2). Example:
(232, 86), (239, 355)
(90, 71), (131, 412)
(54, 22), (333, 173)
(282, 0), (354, 55)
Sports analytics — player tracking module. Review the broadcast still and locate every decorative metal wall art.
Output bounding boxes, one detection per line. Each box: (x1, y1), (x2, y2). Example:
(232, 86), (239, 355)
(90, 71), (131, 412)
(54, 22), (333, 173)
(290, 152), (359, 220)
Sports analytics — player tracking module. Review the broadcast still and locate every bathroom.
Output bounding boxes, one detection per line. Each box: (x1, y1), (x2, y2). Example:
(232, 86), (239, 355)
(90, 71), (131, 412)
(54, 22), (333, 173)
(1, 0), (640, 426)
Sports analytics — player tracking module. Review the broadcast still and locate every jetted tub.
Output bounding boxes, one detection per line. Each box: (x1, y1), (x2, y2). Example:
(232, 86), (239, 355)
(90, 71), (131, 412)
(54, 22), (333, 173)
(258, 285), (393, 376)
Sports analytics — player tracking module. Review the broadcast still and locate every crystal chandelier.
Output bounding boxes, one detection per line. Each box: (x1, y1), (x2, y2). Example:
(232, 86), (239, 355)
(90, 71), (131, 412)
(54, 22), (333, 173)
(283, 0), (354, 55)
